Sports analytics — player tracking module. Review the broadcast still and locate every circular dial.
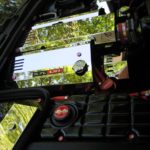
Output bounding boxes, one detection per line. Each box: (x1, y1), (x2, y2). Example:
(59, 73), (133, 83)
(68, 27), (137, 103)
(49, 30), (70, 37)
(72, 60), (88, 76)
(50, 103), (78, 128)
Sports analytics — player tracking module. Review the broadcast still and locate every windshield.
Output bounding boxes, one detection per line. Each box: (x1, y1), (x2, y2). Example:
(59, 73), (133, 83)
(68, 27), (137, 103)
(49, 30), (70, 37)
(22, 13), (114, 54)
(13, 12), (115, 88)
(0, 0), (27, 23)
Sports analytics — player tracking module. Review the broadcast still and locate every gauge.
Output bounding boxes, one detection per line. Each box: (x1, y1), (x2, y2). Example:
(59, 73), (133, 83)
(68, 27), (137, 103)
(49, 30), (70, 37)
(72, 60), (88, 76)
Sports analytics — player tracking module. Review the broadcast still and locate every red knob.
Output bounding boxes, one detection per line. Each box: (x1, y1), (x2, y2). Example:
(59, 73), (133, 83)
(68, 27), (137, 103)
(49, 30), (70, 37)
(54, 105), (70, 120)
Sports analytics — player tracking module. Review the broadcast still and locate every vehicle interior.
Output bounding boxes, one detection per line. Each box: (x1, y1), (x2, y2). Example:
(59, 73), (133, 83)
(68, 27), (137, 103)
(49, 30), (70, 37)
(0, 0), (150, 149)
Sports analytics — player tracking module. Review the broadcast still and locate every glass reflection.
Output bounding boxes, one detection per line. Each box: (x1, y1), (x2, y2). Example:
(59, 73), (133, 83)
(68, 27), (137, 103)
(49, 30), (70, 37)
(0, 102), (37, 150)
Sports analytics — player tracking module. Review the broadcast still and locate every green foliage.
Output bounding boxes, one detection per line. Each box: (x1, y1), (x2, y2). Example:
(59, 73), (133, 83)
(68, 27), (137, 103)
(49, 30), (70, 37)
(22, 13), (114, 54)
(15, 65), (93, 88)
(119, 6), (130, 17)
(0, 0), (27, 23)
(0, 103), (13, 121)
(0, 103), (37, 150)
(105, 61), (127, 77)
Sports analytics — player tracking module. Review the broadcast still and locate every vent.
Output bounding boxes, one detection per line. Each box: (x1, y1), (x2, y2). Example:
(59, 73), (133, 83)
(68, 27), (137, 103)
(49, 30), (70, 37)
(14, 59), (24, 71)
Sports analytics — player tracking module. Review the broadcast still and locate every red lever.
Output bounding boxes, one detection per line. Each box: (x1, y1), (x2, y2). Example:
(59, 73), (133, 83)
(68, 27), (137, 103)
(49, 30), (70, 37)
(54, 105), (70, 120)
(94, 66), (116, 90)
(51, 96), (68, 101)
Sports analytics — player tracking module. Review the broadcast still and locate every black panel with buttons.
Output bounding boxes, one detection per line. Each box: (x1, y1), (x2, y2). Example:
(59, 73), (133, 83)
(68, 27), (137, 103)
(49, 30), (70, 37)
(40, 93), (150, 141)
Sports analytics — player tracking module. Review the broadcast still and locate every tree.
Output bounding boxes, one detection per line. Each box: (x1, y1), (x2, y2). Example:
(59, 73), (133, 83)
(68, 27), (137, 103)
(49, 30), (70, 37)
(22, 13), (114, 53)
(0, 0), (27, 23)
(0, 103), (37, 150)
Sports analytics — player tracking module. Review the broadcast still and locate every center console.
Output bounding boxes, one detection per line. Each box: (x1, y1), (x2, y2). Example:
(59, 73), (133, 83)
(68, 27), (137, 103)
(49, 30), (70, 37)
(40, 92), (150, 142)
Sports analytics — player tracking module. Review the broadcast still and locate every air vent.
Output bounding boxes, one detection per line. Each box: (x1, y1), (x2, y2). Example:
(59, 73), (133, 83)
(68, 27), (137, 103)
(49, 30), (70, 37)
(14, 59), (24, 71)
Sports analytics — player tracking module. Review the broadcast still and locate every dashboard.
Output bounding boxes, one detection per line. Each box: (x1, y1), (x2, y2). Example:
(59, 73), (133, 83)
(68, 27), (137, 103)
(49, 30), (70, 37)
(13, 12), (120, 89)
(14, 44), (93, 87)
(0, 0), (150, 149)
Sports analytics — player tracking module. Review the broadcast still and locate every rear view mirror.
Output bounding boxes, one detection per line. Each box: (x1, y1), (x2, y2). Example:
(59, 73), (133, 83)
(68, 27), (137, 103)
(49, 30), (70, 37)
(0, 88), (50, 150)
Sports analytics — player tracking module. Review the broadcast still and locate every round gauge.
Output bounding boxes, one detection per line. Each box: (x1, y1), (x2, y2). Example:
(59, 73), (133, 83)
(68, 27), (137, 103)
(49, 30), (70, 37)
(72, 60), (88, 76)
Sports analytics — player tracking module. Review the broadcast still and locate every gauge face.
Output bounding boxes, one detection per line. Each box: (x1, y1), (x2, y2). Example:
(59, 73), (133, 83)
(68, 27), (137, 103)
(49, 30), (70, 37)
(72, 60), (88, 76)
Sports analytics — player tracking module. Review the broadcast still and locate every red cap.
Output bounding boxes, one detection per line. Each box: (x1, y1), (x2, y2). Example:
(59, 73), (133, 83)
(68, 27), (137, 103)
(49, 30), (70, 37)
(54, 105), (70, 120)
